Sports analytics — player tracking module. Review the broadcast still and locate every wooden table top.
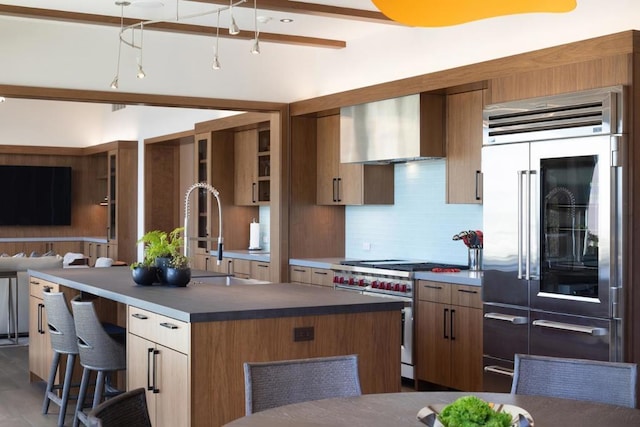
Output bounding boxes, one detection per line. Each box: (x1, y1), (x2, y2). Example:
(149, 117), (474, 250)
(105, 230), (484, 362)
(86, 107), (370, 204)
(223, 391), (640, 427)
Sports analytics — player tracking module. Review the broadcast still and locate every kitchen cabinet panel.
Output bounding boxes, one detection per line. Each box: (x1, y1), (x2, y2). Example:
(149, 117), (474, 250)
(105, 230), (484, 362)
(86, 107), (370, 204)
(251, 261), (271, 281)
(290, 266), (311, 285)
(316, 114), (393, 205)
(289, 266), (333, 287)
(446, 89), (484, 204)
(235, 127), (270, 206)
(416, 280), (483, 391)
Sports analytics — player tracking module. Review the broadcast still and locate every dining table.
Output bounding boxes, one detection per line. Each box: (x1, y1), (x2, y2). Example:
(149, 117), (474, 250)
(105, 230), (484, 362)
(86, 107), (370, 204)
(222, 391), (640, 426)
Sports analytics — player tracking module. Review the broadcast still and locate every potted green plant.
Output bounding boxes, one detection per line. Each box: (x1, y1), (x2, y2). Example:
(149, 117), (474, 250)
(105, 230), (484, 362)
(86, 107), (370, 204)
(136, 227), (185, 284)
(130, 257), (158, 286)
(165, 253), (191, 287)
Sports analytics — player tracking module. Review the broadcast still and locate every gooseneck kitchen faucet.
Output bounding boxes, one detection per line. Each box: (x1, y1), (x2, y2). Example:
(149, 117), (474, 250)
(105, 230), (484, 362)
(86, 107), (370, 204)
(183, 182), (223, 265)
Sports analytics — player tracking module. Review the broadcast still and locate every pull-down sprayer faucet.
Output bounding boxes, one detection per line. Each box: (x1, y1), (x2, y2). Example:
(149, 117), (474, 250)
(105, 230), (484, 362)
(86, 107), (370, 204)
(183, 182), (223, 265)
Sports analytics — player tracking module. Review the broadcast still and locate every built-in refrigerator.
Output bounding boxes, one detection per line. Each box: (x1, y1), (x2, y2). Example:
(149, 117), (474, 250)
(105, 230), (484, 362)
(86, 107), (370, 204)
(480, 86), (625, 391)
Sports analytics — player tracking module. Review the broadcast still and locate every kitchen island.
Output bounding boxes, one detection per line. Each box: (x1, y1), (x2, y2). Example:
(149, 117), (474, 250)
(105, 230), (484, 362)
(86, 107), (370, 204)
(27, 267), (403, 427)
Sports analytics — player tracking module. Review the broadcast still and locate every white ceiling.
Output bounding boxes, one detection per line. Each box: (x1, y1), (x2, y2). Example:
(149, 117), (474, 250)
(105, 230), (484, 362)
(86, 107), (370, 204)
(2, 1), (640, 105)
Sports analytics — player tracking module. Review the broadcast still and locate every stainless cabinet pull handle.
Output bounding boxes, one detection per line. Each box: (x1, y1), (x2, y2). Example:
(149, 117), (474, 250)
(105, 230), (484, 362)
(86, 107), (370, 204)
(132, 313), (149, 320)
(293, 268), (306, 273)
(252, 182), (257, 204)
(423, 284), (442, 290)
(332, 178), (338, 202)
(457, 289), (478, 294)
(484, 312), (528, 325)
(517, 170), (525, 279)
(160, 322), (178, 330)
(484, 365), (514, 378)
(313, 271), (328, 275)
(532, 319), (608, 336)
(475, 170), (481, 200)
(337, 177), (342, 202)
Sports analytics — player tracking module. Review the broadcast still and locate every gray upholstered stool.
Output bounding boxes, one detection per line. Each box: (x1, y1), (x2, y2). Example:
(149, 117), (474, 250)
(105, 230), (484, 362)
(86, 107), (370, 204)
(41, 291), (80, 427)
(70, 295), (126, 427)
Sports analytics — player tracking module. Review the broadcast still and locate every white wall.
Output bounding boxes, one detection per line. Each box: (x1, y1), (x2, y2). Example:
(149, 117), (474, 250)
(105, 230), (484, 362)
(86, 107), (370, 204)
(345, 160), (482, 265)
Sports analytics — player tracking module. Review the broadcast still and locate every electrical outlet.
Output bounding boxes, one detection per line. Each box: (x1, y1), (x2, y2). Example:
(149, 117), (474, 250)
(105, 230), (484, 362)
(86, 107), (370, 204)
(293, 326), (314, 342)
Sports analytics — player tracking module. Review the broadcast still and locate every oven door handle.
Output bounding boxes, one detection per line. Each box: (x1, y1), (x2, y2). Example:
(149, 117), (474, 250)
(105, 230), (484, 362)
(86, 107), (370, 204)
(532, 319), (608, 336)
(484, 312), (528, 325)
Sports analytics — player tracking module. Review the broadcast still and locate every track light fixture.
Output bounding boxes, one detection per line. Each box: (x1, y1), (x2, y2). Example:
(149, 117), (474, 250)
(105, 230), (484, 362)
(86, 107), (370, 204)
(110, 0), (258, 87)
(250, 0), (260, 55)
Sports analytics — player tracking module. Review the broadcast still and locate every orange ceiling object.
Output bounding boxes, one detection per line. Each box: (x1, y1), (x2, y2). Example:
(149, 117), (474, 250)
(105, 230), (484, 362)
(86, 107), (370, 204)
(371, 0), (577, 27)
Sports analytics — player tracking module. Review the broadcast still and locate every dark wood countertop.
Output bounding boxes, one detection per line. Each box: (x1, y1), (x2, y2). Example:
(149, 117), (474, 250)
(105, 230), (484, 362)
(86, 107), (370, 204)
(28, 267), (404, 323)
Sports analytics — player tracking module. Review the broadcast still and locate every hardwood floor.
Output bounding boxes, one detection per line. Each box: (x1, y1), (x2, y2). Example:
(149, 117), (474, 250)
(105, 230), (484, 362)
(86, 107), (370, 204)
(0, 344), (64, 427)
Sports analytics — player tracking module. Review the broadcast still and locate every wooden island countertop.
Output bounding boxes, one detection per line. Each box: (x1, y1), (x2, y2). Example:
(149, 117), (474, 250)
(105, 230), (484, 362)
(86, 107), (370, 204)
(27, 267), (403, 427)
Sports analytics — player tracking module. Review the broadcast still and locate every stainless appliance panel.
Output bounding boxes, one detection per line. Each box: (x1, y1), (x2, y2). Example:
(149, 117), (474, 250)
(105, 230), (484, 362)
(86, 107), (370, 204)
(483, 356), (514, 393)
(529, 310), (614, 361)
(529, 135), (613, 318)
(481, 142), (530, 306)
(483, 304), (529, 361)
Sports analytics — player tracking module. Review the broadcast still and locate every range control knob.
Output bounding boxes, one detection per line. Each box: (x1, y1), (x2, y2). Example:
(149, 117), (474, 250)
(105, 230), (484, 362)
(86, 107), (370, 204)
(358, 279), (366, 287)
(400, 284), (408, 293)
(393, 283), (400, 291)
(385, 282), (392, 291)
(371, 281), (379, 289)
(348, 277), (355, 286)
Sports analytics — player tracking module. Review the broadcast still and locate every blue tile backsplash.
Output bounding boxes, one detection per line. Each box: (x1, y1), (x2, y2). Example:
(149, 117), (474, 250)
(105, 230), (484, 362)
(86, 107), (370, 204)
(345, 159), (483, 265)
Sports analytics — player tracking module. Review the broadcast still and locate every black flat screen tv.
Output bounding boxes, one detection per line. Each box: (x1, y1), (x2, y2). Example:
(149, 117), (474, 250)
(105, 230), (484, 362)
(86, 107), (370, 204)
(0, 165), (72, 226)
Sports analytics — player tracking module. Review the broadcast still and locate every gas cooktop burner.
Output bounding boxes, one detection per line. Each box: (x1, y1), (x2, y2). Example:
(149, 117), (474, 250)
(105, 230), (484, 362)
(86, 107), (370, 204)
(339, 260), (468, 272)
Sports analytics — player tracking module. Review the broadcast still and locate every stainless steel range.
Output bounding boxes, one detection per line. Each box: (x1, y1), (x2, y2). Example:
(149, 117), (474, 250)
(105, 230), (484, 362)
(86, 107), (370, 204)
(330, 260), (468, 381)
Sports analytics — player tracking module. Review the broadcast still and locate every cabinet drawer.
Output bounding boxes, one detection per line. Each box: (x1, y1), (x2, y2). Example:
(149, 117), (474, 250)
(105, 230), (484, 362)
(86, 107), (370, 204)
(311, 268), (333, 287)
(128, 306), (190, 354)
(417, 280), (451, 303)
(290, 266), (311, 284)
(232, 259), (251, 276)
(451, 284), (482, 309)
(29, 277), (59, 299)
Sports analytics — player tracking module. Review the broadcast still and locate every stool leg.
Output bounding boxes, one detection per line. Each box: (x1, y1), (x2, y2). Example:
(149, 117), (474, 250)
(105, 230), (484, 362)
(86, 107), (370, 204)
(92, 371), (106, 408)
(73, 367), (91, 427)
(42, 351), (61, 414)
(57, 353), (76, 427)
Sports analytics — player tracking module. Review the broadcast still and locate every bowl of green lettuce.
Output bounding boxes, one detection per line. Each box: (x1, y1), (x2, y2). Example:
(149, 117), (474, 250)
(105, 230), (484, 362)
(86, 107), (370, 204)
(437, 396), (513, 427)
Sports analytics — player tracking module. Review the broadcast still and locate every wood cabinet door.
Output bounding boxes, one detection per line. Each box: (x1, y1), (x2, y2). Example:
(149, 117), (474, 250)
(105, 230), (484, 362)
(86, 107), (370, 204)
(449, 306), (483, 391)
(337, 162), (364, 205)
(251, 261), (271, 281)
(155, 344), (189, 427)
(311, 268), (334, 287)
(416, 300), (451, 385)
(127, 333), (158, 426)
(446, 90), (484, 204)
(234, 129), (258, 206)
(316, 115), (340, 205)
(28, 296), (49, 381)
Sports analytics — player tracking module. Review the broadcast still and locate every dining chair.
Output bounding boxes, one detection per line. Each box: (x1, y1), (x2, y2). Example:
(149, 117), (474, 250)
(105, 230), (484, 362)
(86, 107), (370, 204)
(243, 354), (362, 415)
(86, 387), (152, 427)
(511, 353), (637, 408)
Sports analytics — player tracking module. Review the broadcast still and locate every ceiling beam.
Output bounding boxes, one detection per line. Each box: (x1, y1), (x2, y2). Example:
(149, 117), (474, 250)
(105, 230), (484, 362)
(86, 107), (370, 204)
(0, 4), (345, 48)
(193, 0), (399, 25)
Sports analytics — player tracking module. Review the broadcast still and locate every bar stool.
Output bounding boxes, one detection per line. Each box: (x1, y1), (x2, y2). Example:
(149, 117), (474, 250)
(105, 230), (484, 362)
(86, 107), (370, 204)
(70, 295), (126, 427)
(41, 291), (79, 427)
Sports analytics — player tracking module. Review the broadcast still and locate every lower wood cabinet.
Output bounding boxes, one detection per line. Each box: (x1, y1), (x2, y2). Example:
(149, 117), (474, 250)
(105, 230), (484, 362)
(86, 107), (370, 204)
(289, 266), (334, 288)
(416, 280), (483, 391)
(127, 306), (190, 427)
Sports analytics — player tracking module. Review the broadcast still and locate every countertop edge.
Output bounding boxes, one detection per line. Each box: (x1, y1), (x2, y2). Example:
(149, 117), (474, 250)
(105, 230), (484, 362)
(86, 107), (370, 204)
(414, 270), (482, 286)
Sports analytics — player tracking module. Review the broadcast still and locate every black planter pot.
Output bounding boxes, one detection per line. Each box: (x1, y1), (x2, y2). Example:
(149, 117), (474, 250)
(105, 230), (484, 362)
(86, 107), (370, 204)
(165, 267), (191, 287)
(131, 266), (158, 286)
(155, 257), (172, 284)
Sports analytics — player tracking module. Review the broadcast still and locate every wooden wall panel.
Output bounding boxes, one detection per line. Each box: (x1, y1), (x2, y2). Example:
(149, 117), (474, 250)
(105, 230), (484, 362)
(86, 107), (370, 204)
(144, 143), (180, 233)
(289, 116), (345, 259)
(488, 55), (632, 104)
(190, 310), (401, 426)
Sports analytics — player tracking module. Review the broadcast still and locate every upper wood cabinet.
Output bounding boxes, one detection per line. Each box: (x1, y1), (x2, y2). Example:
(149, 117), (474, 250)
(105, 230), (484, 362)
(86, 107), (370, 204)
(446, 89), (484, 204)
(235, 128), (270, 206)
(316, 114), (394, 205)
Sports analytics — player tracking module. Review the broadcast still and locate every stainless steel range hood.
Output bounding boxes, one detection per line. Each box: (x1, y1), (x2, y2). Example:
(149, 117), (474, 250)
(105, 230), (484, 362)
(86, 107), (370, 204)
(340, 93), (445, 164)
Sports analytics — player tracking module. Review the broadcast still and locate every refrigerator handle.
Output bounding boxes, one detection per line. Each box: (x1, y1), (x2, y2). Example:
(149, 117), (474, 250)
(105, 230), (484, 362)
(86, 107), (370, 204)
(517, 170), (525, 279)
(526, 170), (534, 280)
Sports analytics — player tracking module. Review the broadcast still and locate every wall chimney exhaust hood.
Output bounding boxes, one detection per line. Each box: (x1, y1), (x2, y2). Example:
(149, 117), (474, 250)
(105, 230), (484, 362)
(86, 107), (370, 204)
(340, 93), (445, 164)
